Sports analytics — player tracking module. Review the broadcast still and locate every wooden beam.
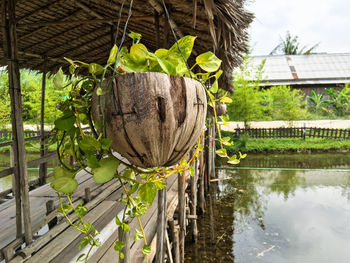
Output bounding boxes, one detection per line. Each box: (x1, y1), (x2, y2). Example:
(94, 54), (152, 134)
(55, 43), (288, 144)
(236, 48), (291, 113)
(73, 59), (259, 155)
(16, 0), (65, 22)
(4, 0), (32, 245)
(17, 9), (83, 41)
(17, 16), (155, 28)
(74, 0), (112, 24)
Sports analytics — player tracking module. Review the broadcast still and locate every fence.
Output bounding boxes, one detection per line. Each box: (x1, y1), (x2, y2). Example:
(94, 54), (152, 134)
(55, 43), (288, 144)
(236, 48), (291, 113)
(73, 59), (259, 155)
(235, 127), (350, 139)
(0, 131), (56, 198)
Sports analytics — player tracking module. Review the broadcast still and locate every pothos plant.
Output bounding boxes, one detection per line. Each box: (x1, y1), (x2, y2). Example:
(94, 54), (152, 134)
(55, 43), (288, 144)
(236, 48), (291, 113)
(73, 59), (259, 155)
(50, 32), (245, 262)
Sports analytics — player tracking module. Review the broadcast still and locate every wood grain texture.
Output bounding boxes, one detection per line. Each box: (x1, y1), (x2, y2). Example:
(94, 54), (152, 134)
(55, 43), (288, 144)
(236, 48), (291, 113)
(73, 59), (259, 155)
(93, 72), (207, 168)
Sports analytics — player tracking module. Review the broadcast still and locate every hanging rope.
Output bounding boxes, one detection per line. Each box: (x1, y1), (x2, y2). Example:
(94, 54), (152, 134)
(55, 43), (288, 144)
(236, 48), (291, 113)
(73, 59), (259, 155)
(114, 0), (126, 45)
(160, 0), (193, 78)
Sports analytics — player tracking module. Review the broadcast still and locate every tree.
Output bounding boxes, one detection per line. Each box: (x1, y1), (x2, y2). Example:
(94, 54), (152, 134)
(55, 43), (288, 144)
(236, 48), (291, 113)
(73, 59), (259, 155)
(323, 84), (350, 116)
(227, 56), (266, 127)
(307, 90), (328, 115)
(262, 85), (307, 122)
(270, 31), (319, 55)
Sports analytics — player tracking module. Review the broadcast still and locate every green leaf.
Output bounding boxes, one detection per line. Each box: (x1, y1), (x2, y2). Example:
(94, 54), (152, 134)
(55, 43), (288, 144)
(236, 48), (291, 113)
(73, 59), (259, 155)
(133, 203), (147, 217)
(130, 44), (148, 62)
(76, 254), (86, 262)
(196, 51), (222, 72)
(142, 245), (151, 255)
(156, 57), (177, 75)
(128, 31), (142, 43)
(215, 148), (227, 158)
(92, 157), (120, 184)
(88, 63), (104, 75)
(79, 237), (90, 250)
(114, 241), (125, 251)
(108, 44), (118, 64)
(168, 35), (196, 62)
(86, 155), (100, 169)
(53, 67), (64, 89)
(138, 182), (157, 206)
(100, 138), (112, 150)
(53, 166), (75, 179)
(122, 223), (130, 232)
(122, 54), (148, 72)
(189, 166), (195, 177)
(57, 204), (71, 214)
(115, 216), (122, 226)
(123, 169), (136, 183)
(134, 229), (143, 241)
(239, 152), (247, 159)
(75, 204), (88, 217)
(209, 79), (218, 93)
(51, 177), (78, 194)
(154, 48), (168, 58)
(54, 111), (76, 131)
(128, 183), (139, 195)
(228, 155), (240, 165)
(119, 252), (124, 259)
(220, 96), (232, 104)
(79, 136), (101, 152)
(154, 181), (166, 190)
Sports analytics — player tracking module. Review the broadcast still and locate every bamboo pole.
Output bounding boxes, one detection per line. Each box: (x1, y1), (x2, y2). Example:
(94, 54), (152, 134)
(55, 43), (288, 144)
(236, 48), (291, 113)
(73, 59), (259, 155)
(3, 0), (32, 245)
(155, 182), (167, 263)
(39, 69), (47, 185)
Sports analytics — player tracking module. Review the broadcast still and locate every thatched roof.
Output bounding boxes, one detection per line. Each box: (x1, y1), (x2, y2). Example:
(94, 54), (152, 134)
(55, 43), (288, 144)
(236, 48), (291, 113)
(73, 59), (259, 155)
(0, 0), (253, 91)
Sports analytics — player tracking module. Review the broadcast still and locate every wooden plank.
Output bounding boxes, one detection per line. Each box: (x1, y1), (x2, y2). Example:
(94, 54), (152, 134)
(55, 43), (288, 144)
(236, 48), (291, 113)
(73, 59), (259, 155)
(155, 184), (166, 263)
(26, 200), (117, 263)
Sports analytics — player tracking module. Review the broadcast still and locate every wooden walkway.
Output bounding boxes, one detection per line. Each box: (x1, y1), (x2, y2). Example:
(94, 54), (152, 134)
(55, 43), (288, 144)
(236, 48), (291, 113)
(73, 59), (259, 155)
(0, 170), (122, 262)
(1, 168), (181, 263)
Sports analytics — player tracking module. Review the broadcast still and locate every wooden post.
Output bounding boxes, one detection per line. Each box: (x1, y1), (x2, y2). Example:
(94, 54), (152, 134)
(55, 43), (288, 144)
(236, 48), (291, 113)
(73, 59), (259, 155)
(45, 200), (57, 229)
(178, 173), (186, 263)
(39, 69), (47, 185)
(2, 0), (32, 244)
(190, 158), (198, 242)
(10, 144), (22, 238)
(84, 187), (92, 203)
(198, 135), (205, 214)
(155, 182), (167, 263)
(173, 227), (180, 263)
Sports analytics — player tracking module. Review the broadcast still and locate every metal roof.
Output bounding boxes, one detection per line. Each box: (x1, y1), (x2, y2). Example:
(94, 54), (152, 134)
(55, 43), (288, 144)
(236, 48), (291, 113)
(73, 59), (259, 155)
(251, 53), (350, 86)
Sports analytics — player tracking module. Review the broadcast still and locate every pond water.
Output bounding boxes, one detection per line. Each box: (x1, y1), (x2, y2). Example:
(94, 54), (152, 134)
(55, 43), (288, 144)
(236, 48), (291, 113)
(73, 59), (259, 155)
(185, 153), (350, 263)
(0, 152), (57, 192)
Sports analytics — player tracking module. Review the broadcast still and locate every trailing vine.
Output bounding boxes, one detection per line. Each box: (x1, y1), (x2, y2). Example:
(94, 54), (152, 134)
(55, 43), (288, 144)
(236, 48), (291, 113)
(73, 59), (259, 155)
(50, 32), (244, 262)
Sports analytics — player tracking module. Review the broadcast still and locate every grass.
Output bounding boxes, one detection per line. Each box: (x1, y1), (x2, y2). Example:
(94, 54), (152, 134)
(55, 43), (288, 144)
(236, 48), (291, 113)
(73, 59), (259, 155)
(220, 131), (350, 153)
(0, 140), (56, 153)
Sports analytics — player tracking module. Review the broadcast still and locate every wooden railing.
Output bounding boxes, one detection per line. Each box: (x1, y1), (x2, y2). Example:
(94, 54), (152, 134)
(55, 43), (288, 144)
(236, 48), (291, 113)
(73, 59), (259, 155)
(235, 127), (350, 139)
(0, 132), (56, 198)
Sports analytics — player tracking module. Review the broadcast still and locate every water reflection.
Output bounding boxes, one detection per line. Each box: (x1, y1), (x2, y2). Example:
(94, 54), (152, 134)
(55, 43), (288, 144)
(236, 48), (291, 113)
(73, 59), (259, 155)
(0, 152), (57, 192)
(185, 153), (350, 263)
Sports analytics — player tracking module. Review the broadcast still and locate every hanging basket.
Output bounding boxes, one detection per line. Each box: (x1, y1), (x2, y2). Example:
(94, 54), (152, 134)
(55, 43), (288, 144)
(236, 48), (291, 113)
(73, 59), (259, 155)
(92, 72), (207, 168)
(215, 104), (227, 116)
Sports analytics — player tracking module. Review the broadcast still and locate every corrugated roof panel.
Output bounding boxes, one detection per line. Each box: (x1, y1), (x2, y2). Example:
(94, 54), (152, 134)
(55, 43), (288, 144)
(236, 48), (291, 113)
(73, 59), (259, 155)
(252, 53), (350, 85)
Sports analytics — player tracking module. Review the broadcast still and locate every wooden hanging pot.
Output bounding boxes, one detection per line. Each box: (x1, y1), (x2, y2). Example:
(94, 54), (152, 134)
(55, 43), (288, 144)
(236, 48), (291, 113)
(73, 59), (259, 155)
(215, 104), (227, 116)
(92, 72), (207, 168)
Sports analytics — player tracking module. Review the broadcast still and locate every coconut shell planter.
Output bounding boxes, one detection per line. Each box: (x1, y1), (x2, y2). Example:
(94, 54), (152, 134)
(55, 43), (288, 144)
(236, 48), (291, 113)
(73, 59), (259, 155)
(93, 72), (207, 168)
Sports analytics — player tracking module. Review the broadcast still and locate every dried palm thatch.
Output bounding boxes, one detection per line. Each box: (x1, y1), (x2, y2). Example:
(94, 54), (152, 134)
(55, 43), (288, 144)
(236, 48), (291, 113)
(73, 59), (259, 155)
(0, 0), (253, 91)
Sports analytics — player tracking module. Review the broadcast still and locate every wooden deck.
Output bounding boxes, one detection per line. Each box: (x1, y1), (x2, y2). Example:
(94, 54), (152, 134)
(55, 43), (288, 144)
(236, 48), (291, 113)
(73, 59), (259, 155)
(1, 169), (182, 263)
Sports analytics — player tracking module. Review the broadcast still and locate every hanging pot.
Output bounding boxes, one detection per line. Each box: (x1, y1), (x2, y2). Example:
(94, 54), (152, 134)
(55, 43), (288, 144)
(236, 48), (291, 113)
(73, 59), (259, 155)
(215, 104), (227, 116)
(92, 72), (207, 168)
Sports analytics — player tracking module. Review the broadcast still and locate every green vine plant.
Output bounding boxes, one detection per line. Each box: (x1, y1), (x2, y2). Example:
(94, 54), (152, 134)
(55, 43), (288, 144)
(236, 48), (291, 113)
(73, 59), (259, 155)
(50, 32), (245, 262)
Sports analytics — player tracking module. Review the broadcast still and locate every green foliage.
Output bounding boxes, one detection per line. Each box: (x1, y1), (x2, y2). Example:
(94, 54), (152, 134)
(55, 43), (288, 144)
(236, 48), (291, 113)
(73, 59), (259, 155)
(0, 69), (67, 127)
(307, 90), (328, 114)
(323, 84), (350, 116)
(262, 85), (307, 121)
(227, 56), (265, 126)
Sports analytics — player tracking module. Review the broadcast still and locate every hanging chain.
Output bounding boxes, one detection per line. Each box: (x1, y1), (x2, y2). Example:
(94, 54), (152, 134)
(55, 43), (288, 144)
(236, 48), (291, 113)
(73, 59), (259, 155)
(114, 0), (126, 45)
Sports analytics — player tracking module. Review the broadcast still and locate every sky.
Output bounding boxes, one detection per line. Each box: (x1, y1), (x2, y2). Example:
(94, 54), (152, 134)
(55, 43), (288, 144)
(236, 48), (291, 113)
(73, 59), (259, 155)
(246, 0), (350, 56)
